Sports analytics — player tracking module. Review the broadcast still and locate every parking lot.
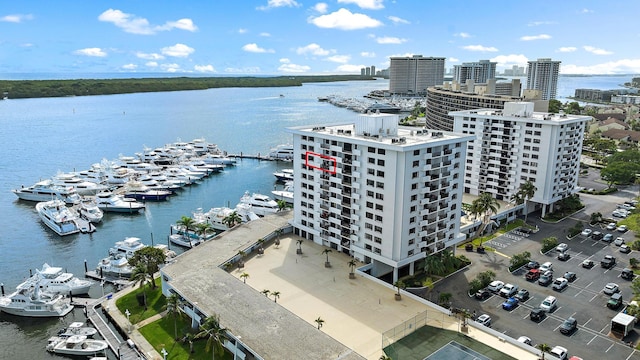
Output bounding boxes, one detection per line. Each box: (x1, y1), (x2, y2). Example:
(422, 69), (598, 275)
(436, 191), (640, 360)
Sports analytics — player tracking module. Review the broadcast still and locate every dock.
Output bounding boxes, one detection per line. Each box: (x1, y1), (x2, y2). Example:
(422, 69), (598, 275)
(85, 270), (132, 288)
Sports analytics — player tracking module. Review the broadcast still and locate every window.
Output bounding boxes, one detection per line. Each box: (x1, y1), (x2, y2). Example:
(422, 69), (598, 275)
(367, 168), (375, 175)
(368, 157), (375, 164)
(376, 182), (384, 189)
(375, 204), (383, 211)
(413, 160), (419, 167)
(377, 170), (385, 177)
(374, 225), (382, 233)
(411, 194), (417, 201)
(375, 215), (383, 222)
(412, 172), (418, 178)
(410, 205), (417, 212)
(377, 159), (385, 166)
(377, 149), (385, 155)
(375, 193), (384, 200)
(368, 147), (375, 153)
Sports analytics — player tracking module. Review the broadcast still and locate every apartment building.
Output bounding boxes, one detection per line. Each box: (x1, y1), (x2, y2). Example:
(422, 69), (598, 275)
(526, 58), (560, 100)
(286, 113), (472, 281)
(389, 55), (445, 95)
(451, 102), (589, 217)
(453, 60), (497, 84)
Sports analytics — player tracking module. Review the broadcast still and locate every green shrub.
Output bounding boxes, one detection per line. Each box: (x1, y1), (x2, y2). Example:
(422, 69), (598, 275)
(542, 236), (559, 253)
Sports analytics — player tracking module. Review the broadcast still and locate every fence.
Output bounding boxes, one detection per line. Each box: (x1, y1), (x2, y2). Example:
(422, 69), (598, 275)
(381, 308), (460, 350)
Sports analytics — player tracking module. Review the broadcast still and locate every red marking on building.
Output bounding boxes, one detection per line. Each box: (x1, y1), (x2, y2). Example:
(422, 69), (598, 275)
(305, 151), (337, 174)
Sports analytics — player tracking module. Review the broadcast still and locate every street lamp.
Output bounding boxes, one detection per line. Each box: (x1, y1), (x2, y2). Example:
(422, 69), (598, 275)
(100, 280), (105, 297)
(161, 347), (168, 360)
(125, 309), (131, 333)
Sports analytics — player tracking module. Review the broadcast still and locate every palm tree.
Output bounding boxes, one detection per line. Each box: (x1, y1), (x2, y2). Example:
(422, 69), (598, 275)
(196, 315), (227, 360)
(348, 259), (357, 279)
(257, 238), (265, 255)
(296, 239), (303, 254)
(439, 292), (452, 307)
(274, 229), (283, 248)
(518, 180), (537, 224)
(166, 293), (183, 341)
(131, 263), (151, 309)
(439, 249), (456, 273)
(176, 216), (196, 238)
(222, 211), (242, 229)
(394, 280), (405, 300)
(315, 316), (324, 329)
(423, 255), (445, 277)
(423, 277), (434, 301)
(473, 192), (500, 237)
(536, 343), (551, 360)
(196, 222), (214, 241)
(240, 272), (249, 284)
(237, 250), (246, 268)
(276, 199), (288, 211)
(261, 289), (270, 297)
(379, 355), (392, 360)
(322, 249), (332, 267)
(271, 291), (280, 303)
(183, 332), (195, 354)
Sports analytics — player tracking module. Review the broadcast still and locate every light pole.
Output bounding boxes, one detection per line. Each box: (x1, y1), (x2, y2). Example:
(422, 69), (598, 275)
(100, 280), (105, 297)
(161, 347), (168, 360)
(125, 309), (131, 333)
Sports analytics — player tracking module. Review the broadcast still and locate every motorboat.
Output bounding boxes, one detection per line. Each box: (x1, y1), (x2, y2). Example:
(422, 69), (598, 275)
(365, 102), (402, 114)
(12, 179), (81, 204)
(123, 181), (172, 201)
(46, 335), (108, 356)
(202, 153), (236, 166)
(207, 205), (260, 231)
(154, 244), (177, 261)
(136, 174), (181, 192)
(109, 237), (147, 259)
(237, 191), (279, 216)
(97, 254), (133, 278)
(36, 199), (81, 236)
(268, 144), (294, 160)
(77, 198), (104, 223)
(51, 172), (108, 196)
(95, 191), (145, 213)
(0, 285), (73, 317)
(104, 167), (133, 185)
(168, 233), (202, 248)
(273, 168), (294, 182)
(271, 181), (294, 205)
(58, 322), (98, 338)
(17, 263), (93, 296)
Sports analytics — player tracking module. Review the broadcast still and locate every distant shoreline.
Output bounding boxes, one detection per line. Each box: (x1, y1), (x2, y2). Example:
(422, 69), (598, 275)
(0, 75), (377, 100)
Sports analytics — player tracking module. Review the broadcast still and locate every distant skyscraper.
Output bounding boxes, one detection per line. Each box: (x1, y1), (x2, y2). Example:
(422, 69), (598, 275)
(361, 68), (366, 76)
(389, 55), (445, 95)
(370, 65), (375, 77)
(526, 58), (560, 100)
(453, 60), (496, 84)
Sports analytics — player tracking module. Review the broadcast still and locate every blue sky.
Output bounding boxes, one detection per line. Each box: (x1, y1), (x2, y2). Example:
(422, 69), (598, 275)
(1, 0), (639, 75)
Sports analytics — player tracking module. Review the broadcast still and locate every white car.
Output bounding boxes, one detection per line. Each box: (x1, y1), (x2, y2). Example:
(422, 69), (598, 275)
(487, 280), (505, 293)
(618, 225), (628, 233)
(604, 283), (619, 295)
(618, 203), (636, 211)
(499, 283), (518, 298)
(517, 336), (532, 346)
(614, 237), (625, 246)
(581, 228), (592, 236)
(539, 262), (553, 272)
(540, 295), (557, 312)
(476, 314), (491, 327)
(556, 243), (568, 252)
(550, 346), (568, 360)
(606, 222), (617, 231)
(613, 209), (629, 218)
(552, 278), (568, 291)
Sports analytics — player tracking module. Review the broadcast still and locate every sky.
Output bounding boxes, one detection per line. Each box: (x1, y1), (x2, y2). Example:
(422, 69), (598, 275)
(1, 0), (640, 76)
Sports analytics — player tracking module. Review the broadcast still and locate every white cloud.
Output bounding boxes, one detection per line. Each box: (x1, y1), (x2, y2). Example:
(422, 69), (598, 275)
(0, 14), (33, 23)
(145, 61), (158, 67)
(257, 0), (301, 11)
(121, 63), (137, 70)
(375, 36), (407, 44)
(20, 43), (33, 48)
(561, 59), (640, 75)
(195, 64), (216, 73)
(520, 34), (551, 41)
(326, 55), (350, 63)
(296, 43), (332, 56)
(260, 32), (271, 37)
(455, 32), (471, 38)
(278, 63), (311, 73)
(314, 3), (328, 13)
(308, 8), (383, 30)
(242, 43), (275, 53)
(583, 45), (613, 55)
(449, 57), (459, 63)
(528, 20), (556, 26)
(335, 64), (364, 73)
(388, 16), (409, 24)
(225, 67), (261, 73)
(462, 45), (498, 52)
(280, 58), (291, 63)
(160, 63), (181, 72)
(98, 9), (197, 35)
(161, 44), (195, 57)
(557, 47), (577, 53)
(136, 52), (165, 60)
(337, 0), (384, 10)
(238, 28), (248, 34)
(490, 54), (529, 68)
(73, 48), (107, 57)
(581, 8), (593, 13)
(361, 51), (376, 57)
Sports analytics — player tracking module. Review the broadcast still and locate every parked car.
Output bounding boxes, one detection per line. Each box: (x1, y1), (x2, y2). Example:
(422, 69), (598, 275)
(530, 307), (545, 322)
(476, 314), (491, 327)
(612, 209), (629, 218)
(604, 283), (620, 295)
(499, 283), (518, 298)
(517, 336), (532, 346)
(591, 231), (604, 240)
(538, 271), (553, 286)
(581, 228), (593, 237)
(487, 280), (504, 293)
(602, 233), (614, 243)
(560, 317), (578, 335)
(550, 346), (568, 360)
(475, 288), (492, 300)
(526, 268), (541, 281)
(618, 225), (629, 233)
(620, 244), (631, 253)
(582, 259), (595, 269)
(621, 268), (635, 280)
(556, 243), (568, 252)
(502, 297), (519, 311)
(539, 261), (553, 272)
(540, 295), (558, 312)
(607, 293), (623, 310)
(558, 252), (570, 261)
(618, 203), (636, 211)
(553, 278), (569, 291)
(606, 222), (617, 231)
(525, 261), (540, 269)
(515, 289), (530, 302)
(601, 255), (616, 269)
(563, 271), (577, 282)
(614, 237), (625, 246)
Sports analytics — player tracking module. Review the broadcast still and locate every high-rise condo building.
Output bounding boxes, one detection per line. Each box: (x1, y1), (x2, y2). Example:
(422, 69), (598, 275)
(453, 60), (497, 84)
(286, 113), (472, 281)
(526, 58), (560, 100)
(450, 102), (589, 217)
(389, 55), (445, 95)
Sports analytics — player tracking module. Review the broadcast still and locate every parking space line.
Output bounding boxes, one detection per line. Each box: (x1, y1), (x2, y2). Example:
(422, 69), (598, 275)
(626, 350), (638, 360)
(590, 293), (599, 302)
(587, 335), (598, 345)
(606, 343), (615, 352)
(600, 324), (609, 334)
(583, 318), (592, 327)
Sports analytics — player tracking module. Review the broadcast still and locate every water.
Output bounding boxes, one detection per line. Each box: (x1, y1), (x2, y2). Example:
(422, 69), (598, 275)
(0, 75), (632, 359)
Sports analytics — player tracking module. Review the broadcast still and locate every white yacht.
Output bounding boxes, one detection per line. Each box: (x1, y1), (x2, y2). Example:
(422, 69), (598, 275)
(202, 153), (236, 166)
(95, 192), (145, 213)
(36, 199), (81, 236)
(123, 181), (172, 201)
(77, 198), (104, 223)
(0, 286), (73, 317)
(18, 263), (93, 296)
(51, 172), (107, 196)
(271, 181), (294, 205)
(12, 179), (81, 204)
(237, 191), (280, 216)
(273, 168), (294, 182)
(46, 335), (108, 356)
(58, 322), (98, 338)
(168, 233), (202, 248)
(268, 144), (294, 160)
(97, 254), (133, 278)
(203, 206), (259, 231)
(109, 237), (147, 259)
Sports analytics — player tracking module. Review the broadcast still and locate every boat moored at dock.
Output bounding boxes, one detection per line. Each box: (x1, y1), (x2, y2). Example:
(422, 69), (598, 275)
(36, 199), (82, 236)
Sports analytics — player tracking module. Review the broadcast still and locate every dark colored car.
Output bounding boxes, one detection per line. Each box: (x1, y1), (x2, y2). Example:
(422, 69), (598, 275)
(592, 231), (604, 240)
(515, 289), (530, 302)
(525, 261), (540, 270)
(530, 308), (545, 322)
(601, 255), (617, 269)
(538, 272), (553, 286)
(607, 293), (623, 310)
(559, 317), (577, 335)
(621, 268), (635, 280)
(557, 252), (570, 261)
(475, 288), (492, 300)
(502, 297), (519, 311)
(563, 271), (577, 282)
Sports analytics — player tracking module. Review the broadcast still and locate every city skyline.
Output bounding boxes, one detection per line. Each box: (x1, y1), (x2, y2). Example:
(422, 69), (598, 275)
(1, 0), (639, 75)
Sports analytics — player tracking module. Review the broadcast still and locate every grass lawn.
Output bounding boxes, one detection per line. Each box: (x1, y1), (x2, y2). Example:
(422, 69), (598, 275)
(139, 316), (233, 360)
(116, 277), (166, 323)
